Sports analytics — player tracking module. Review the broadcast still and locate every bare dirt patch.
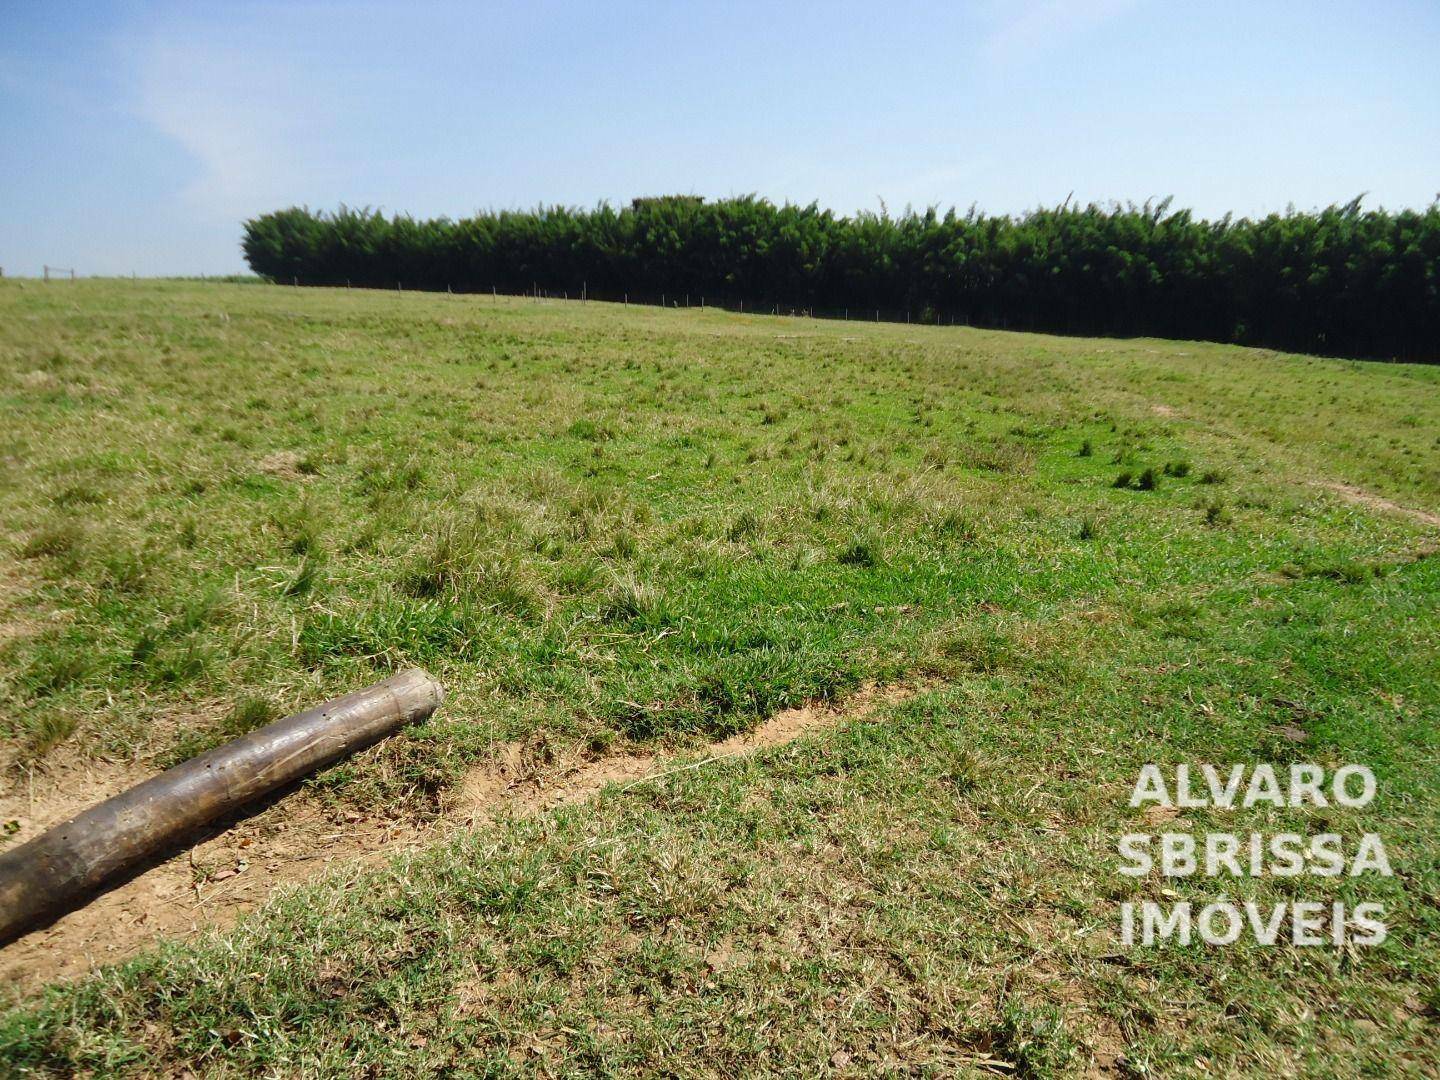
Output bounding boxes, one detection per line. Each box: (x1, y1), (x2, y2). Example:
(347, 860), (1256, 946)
(0, 758), (429, 989)
(453, 682), (915, 822)
(0, 682), (917, 991)
(1315, 481), (1440, 529)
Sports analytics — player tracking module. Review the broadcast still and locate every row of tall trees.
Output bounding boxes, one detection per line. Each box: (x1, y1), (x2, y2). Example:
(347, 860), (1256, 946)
(242, 196), (1440, 361)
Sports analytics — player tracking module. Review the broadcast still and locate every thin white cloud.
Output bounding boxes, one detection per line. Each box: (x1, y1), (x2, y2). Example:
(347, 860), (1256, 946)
(128, 10), (352, 223)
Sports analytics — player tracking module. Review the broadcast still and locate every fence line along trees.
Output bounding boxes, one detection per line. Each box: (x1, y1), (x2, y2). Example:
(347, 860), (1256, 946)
(242, 196), (1440, 362)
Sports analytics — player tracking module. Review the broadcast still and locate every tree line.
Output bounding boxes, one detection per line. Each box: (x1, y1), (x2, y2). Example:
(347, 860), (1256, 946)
(242, 196), (1440, 361)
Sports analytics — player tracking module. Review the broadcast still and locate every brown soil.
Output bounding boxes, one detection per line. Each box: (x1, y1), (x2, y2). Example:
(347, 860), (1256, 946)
(0, 683), (916, 991)
(454, 684), (912, 821)
(0, 755), (426, 989)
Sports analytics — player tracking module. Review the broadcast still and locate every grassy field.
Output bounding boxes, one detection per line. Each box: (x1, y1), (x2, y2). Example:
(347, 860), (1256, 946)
(0, 280), (1437, 1076)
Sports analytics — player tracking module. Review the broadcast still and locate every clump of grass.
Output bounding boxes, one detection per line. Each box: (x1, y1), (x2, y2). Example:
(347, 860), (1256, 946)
(567, 418), (611, 441)
(163, 696), (279, 767)
(177, 588), (229, 633)
(1163, 459), (1191, 478)
(230, 695), (277, 733)
(921, 446), (950, 469)
(53, 484), (103, 507)
(1200, 467), (1228, 484)
(24, 648), (89, 698)
(401, 522), (483, 599)
(609, 529), (638, 560)
(600, 575), (668, 625)
(1077, 438), (1094, 458)
(937, 625), (1019, 674)
(960, 439), (1033, 474)
(943, 750), (984, 794)
(287, 516), (322, 556)
(1204, 500), (1230, 526)
(930, 510), (977, 543)
(21, 522), (83, 560)
(284, 553), (324, 596)
(726, 510), (760, 542)
(129, 627), (161, 670)
(402, 522), (542, 616)
(1077, 516), (1099, 540)
(24, 712), (79, 759)
(158, 638), (212, 684)
(995, 1002), (1083, 1077)
(299, 598), (477, 667)
(759, 402), (786, 426)
(1301, 560), (1379, 584)
(99, 548), (153, 594)
(358, 456), (425, 497)
(474, 559), (544, 616)
(1112, 470), (1134, 489)
(837, 535), (881, 568)
(1135, 466), (1161, 490)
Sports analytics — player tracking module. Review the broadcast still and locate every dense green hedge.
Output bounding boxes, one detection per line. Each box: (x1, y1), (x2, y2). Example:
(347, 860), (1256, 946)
(243, 196), (1440, 361)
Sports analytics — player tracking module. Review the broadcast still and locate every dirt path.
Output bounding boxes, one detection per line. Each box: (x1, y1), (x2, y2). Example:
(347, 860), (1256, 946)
(1315, 481), (1440, 529)
(0, 683), (915, 992)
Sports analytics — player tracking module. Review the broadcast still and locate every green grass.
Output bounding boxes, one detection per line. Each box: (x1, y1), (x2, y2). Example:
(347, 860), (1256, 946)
(0, 280), (1437, 1075)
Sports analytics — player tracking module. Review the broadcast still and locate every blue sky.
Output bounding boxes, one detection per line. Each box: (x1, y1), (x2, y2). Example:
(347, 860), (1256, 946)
(2, 1), (1437, 275)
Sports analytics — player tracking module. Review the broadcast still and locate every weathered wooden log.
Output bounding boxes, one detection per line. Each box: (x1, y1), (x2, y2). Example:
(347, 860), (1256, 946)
(0, 668), (444, 946)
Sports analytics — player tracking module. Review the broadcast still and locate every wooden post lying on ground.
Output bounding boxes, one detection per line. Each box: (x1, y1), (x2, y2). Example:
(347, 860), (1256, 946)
(0, 668), (444, 946)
